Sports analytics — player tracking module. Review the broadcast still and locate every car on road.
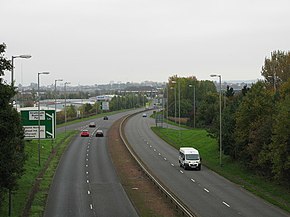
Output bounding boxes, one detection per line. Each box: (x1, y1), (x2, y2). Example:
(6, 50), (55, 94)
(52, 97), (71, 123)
(80, 130), (90, 137)
(103, 116), (109, 120)
(142, 113), (147, 117)
(89, 122), (96, 127)
(96, 129), (104, 137)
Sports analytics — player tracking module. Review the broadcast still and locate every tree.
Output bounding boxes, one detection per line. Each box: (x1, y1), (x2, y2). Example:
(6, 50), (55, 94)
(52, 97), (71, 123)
(261, 50), (290, 91)
(0, 43), (26, 208)
(234, 81), (274, 170)
(269, 79), (290, 182)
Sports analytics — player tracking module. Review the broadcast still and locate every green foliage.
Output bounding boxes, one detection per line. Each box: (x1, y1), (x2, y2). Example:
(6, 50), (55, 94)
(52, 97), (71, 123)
(234, 81), (274, 169)
(269, 81), (290, 182)
(261, 50), (290, 90)
(0, 43), (12, 78)
(0, 44), (26, 209)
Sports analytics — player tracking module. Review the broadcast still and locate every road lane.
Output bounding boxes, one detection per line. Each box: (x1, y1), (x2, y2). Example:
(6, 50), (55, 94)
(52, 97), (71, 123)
(124, 111), (290, 217)
(44, 111), (140, 217)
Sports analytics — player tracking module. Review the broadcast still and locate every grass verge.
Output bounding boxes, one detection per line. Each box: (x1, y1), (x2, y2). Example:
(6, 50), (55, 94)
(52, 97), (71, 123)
(0, 131), (76, 217)
(151, 127), (290, 214)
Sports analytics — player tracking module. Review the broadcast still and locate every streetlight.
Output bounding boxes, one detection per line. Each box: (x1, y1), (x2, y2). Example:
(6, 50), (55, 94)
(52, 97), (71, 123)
(11, 55), (32, 86)
(38, 72), (50, 166)
(210, 74), (222, 167)
(189, 84), (196, 128)
(172, 81), (177, 123)
(54, 79), (63, 113)
(64, 82), (70, 134)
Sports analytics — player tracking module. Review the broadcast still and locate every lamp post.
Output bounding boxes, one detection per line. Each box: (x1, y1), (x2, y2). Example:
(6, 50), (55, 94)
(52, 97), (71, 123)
(54, 79), (63, 113)
(64, 82), (70, 134)
(172, 81), (177, 123)
(11, 55), (32, 86)
(210, 74), (222, 167)
(38, 72), (50, 166)
(166, 83), (169, 127)
(189, 84), (196, 128)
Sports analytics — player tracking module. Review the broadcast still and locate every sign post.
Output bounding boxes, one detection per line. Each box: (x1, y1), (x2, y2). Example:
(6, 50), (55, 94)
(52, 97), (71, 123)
(21, 110), (56, 140)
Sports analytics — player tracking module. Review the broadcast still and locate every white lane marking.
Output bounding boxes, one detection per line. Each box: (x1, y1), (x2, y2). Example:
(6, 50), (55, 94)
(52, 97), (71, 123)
(88, 191), (90, 195)
(180, 170), (184, 174)
(149, 145), (152, 148)
(154, 149), (156, 152)
(86, 171), (89, 174)
(90, 204), (93, 209)
(86, 158), (89, 161)
(86, 153), (89, 156)
(223, 201), (230, 207)
(191, 179), (195, 183)
(88, 146), (90, 148)
(87, 149), (89, 152)
(164, 158), (167, 161)
(86, 164), (88, 167)
(171, 163), (174, 166)
(87, 180), (89, 183)
(158, 153), (161, 156)
(204, 188), (209, 193)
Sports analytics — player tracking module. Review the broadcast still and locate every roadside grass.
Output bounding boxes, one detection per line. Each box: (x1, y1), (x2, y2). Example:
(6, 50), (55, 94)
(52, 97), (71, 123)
(151, 127), (290, 213)
(0, 131), (76, 217)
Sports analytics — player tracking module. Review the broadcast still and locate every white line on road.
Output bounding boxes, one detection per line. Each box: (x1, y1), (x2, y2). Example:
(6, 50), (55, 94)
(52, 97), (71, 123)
(86, 158), (88, 161)
(180, 170), (184, 174)
(154, 149), (156, 152)
(158, 153), (161, 156)
(86, 171), (89, 174)
(191, 179), (195, 183)
(90, 204), (93, 209)
(88, 191), (90, 195)
(204, 188), (209, 193)
(171, 163), (174, 166)
(86, 164), (88, 167)
(87, 180), (89, 183)
(86, 153), (89, 156)
(223, 201), (230, 208)
(164, 158), (167, 160)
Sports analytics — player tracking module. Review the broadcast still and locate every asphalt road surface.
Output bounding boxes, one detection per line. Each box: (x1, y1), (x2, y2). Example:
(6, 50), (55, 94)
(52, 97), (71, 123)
(44, 110), (140, 217)
(124, 111), (290, 217)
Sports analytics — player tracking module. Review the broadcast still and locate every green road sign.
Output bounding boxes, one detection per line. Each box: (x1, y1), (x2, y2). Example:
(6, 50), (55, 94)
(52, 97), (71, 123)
(21, 110), (55, 140)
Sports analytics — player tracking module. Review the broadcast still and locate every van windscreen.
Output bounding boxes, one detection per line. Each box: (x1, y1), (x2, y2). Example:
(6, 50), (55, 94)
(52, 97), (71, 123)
(186, 154), (199, 160)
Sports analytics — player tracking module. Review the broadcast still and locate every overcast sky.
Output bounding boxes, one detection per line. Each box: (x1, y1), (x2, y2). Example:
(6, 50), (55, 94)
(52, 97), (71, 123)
(1, 0), (290, 86)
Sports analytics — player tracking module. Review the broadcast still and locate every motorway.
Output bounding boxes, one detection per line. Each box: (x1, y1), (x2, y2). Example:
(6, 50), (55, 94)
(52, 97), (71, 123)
(124, 110), (290, 217)
(44, 110), (140, 217)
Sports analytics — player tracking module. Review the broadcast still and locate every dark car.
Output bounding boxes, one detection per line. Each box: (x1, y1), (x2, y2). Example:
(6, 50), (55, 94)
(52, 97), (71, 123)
(80, 130), (90, 137)
(103, 116), (109, 120)
(89, 122), (96, 127)
(96, 129), (104, 137)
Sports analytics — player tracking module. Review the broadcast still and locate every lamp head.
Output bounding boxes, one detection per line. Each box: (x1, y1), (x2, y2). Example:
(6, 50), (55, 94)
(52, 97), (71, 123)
(39, 72), (50, 75)
(19, 55), (32, 59)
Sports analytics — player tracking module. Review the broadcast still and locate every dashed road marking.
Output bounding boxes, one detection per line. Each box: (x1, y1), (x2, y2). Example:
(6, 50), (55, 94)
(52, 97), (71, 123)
(171, 163), (174, 166)
(87, 180), (89, 183)
(204, 188), (209, 193)
(191, 179), (195, 183)
(86, 164), (88, 167)
(223, 201), (230, 207)
(88, 191), (90, 195)
(164, 158), (167, 161)
(90, 204), (93, 209)
(180, 170), (184, 174)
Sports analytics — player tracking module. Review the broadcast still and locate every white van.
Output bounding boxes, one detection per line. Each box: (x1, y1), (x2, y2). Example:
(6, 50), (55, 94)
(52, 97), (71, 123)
(179, 147), (201, 170)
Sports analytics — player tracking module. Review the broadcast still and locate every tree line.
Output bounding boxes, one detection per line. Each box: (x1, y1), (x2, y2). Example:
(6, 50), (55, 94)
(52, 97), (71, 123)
(166, 50), (290, 184)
